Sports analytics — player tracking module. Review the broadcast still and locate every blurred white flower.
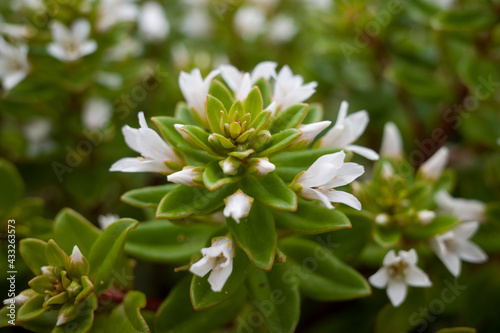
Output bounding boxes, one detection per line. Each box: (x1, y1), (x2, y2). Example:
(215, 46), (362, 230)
(417, 210), (436, 225)
(266, 15), (298, 44)
(10, 0), (44, 11)
(171, 43), (190, 70)
(82, 96), (112, 130)
(320, 101), (379, 160)
(273, 65), (317, 111)
(369, 249), (432, 307)
(435, 190), (486, 222)
(380, 122), (403, 158)
(104, 37), (142, 62)
(0, 19), (31, 39)
(223, 190), (254, 223)
(179, 68), (220, 124)
(303, 0), (332, 10)
(23, 119), (55, 157)
(430, 222), (487, 277)
(94, 71), (123, 90)
(97, 0), (139, 32)
(139, 2), (170, 43)
(249, 0), (280, 11)
(233, 6), (266, 41)
(0, 37), (30, 90)
(98, 214), (120, 230)
(295, 150), (364, 210)
(47, 19), (97, 62)
(167, 166), (203, 187)
(432, 0), (455, 10)
(190, 237), (234, 292)
(181, 8), (213, 38)
(419, 147), (449, 180)
(220, 61), (277, 100)
(110, 112), (183, 174)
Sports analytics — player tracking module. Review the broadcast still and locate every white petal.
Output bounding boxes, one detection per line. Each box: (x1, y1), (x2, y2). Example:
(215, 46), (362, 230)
(254, 158), (275, 176)
(302, 188), (334, 209)
(109, 157), (169, 173)
(189, 256), (214, 277)
(325, 190), (362, 210)
(334, 101), (348, 127)
(383, 250), (397, 266)
(167, 167), (201, 187)
(50, 20), (70, 42)
(137, 127), (178, 162)
(72, 19), (91, 41)
(400, 248), (418, 265)
(419, 147), (449, 180)
(457, 240), (488, 263)
(296, 151), (346, 188)
(347, 144), (380, 161)
(324, 162), (364, 188)
(223, 190), (253, 223)
(122, 125), (141, 153)
(346, 110), (369, 143)
(439, 252), (461, 277)
(251, 61), (277, 82)
(2, 71), (27, 90)
(80, 40), (97, 57)
(220, 65), (242, 93)
(380, 122), (403, 158)
(208, 262), (233, 292)
(98, 214), (119, 230)
(70, 246), (84, 263)
(387, 279), (407, 307)
(453, 221), (479, 240)
(369, 268), (389, 288)
(47, 43), (69, 61)
(298, 120), (331, 143)
(236, 73), (252, 100)
(405, 266), (431, 287)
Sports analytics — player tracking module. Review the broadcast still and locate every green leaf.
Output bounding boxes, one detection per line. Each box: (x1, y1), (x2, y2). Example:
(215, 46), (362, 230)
(16, 294), (46, 322)
(227, 202), (276, 270)
(19, 239), (48, 275)
(241, 173), (297, 211)
(250, 110), (272, 132)
(174, 102), (197, 125)
(125, 220), (219, 264)
(302, 103), (323, 124)
(45, 240), (69, 270)
(247, 263), (300, 333)
(404, 215), (460, 240)
(280, 238), (371, 301)
(106, 291), (150, 333)
(374, 225), (401, 248)
(257, 129), (302, 157)
(271, 104), (308, 133)
(190, 252), (250, 310)
(206, 95), (226, 134)
(53, 208), (100, 257)
(203, 160), (242, 191)
(180, 125), (218, 155)
(436, 329), (476, 333)
(0, 158), (24, 216)
(244, 87), (263, 119)
(121, 184), (178, 208)
(253, 77), (272, 107)
(52, 293), (98, 333)
(274, 199), (351, 234)
(431, 9), (496, 32)
(156, 183), (237, 219)
(209, 79), (234, 112)
(155, 277), (246, 333)
(153, 116), (217, 163)
(88, 219), (138, 294)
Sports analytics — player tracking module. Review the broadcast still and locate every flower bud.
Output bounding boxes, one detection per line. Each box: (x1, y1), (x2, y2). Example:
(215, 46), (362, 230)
(223, 190), (254, 223)
(167, 166), (204, 187)
(248, 158), (275, 177)
(69, 246), (89, 278)
(56, 302), (79, 326)
(375, 213), (390, 226)
(253, 130), (271, 150)
(417, 210), (436, 225)
(220, 157), (241, 176)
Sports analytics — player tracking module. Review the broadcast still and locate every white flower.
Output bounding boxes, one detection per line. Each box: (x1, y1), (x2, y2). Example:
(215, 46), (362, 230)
(0, 38), (30, 90)
(10, 0), (44, 11)
(110, 112), (182, 174)
(433, 0), (455, 10)
(180, 8), (213, 38)
(223, 190), (254, 223)
(3, 294), (30, 306)
(190, 237), (234, 292)
(98, 214), (120, 230)
(47, 19), (97, 62)
(430, 222), (487, 277)
(294, 151), (364, 210)
(179, 68), (220, 124)
(220, 61), (277, 100)
(419, 147), (449, 180)
(97, 0), (139, 32)
(70, 245), (84, 264)
(0, 21), (31, 39)
(435, 190), (486, 222)
(296, 120), (331, 145)
(369, 249), (432, 307)
(171, 43), (190, 69)
(94, 71), (123, 90)
(82, 96), (112, 130)
(320, 101), (379, 160)
(251, 158), (275, 176)
(375, 213), (390, 226)
(167, 166), (202, 187)
(273, 65), (317, 111)
(303, 0), (332, 10)
(380, 122), (403, 158)
(266, 15), (298, 44)
(417, 210), (436, 225)
(233, 6), (266, 41)
(23, 118), (55, 157)
(139, 2), (170, 43)
(381, 161), (395, 179)
(104, 37), (142, 62)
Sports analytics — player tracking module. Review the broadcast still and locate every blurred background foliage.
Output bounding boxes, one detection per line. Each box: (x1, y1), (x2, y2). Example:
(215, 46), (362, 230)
(1, 0), (500, 332)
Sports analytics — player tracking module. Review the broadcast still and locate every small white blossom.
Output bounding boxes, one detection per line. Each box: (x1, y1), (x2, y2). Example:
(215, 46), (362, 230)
(381, 162), (395, 179)
(296, 121), (331, 145)
(252, 158), (275, 177)
(104, 37), (142, 62)
(70, 246), (84, 264)
(180, 8), (213, 38)
(179, 68), (220, 124)
(266, 15), (298, 44)
(419, 147), (449, 180)
(375, 213), (390, 226)
(233, 6), (266, 41)
(47, 19), (97, 62)
(223, 190), (254, 223)
(221, 158), (239, 176)
(94, 71), (123, 90)
(139, 2), (170, 43)
(190, 237), (234, 292)
(435, 190), (486, 222)
(430, 222), (487, 277)
(220, 61), (277, 100)
(320, 101), (379, 160)
(295, 150), (364, 210)
(303, 0), (332, 10)
(167, 166), (202, 187)
(417, 210), (436, 225)
(82, 96), (112, 130)
(433, 0), (455, 10)
(369, 249), (432, 307)
(10, 0), (44, 11)
(110, 112), (182, 174)
(98, 214), (120, 230)
(380, 122), (403, 158)
(0, 37), (30, 90)
(273, 65), (317, 111)
(23, 118), (55, 157)
(97, 0), (139, 32)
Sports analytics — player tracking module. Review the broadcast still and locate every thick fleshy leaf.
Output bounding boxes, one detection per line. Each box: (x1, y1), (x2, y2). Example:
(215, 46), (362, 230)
(431, 9), (496, 32)
(274, 199), (351, 234)
(88, 219), (138, 294)
(209, 79), (234, 113)
(257, 129), (301, 157)
(250, 110), (272, 132)
(244, 87), (263, 119)
(253, 77), (272, 107)
(53, 208), (100, 256)
(280, 238), (371, 301)
(271, 104), (308, 133)
(203, 160), (243, 191)
(190, 252), (250, 310)
(0, 158), (24, 216)
(155, 277), (246, 333)
(227, 202), (276, 270)
(106, 291), (150, 333)
(121, 184), (178, 208)
(19, 239), (48, 275)
(16, 294), (46, 322)
(241, 173), (297, 211)
(153, 116), (217, 163)
(156, 183), (237, 219)
(404, 215), (460, 240)
(45, 240), (69, 270)
(125, 220), (219, 264)
(246, 263), (300, 333)
(52, 293), (98, 333)
(180, 125), (218, 155)
(174, 102), (197, 125)
(207, 94), (227, 135)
